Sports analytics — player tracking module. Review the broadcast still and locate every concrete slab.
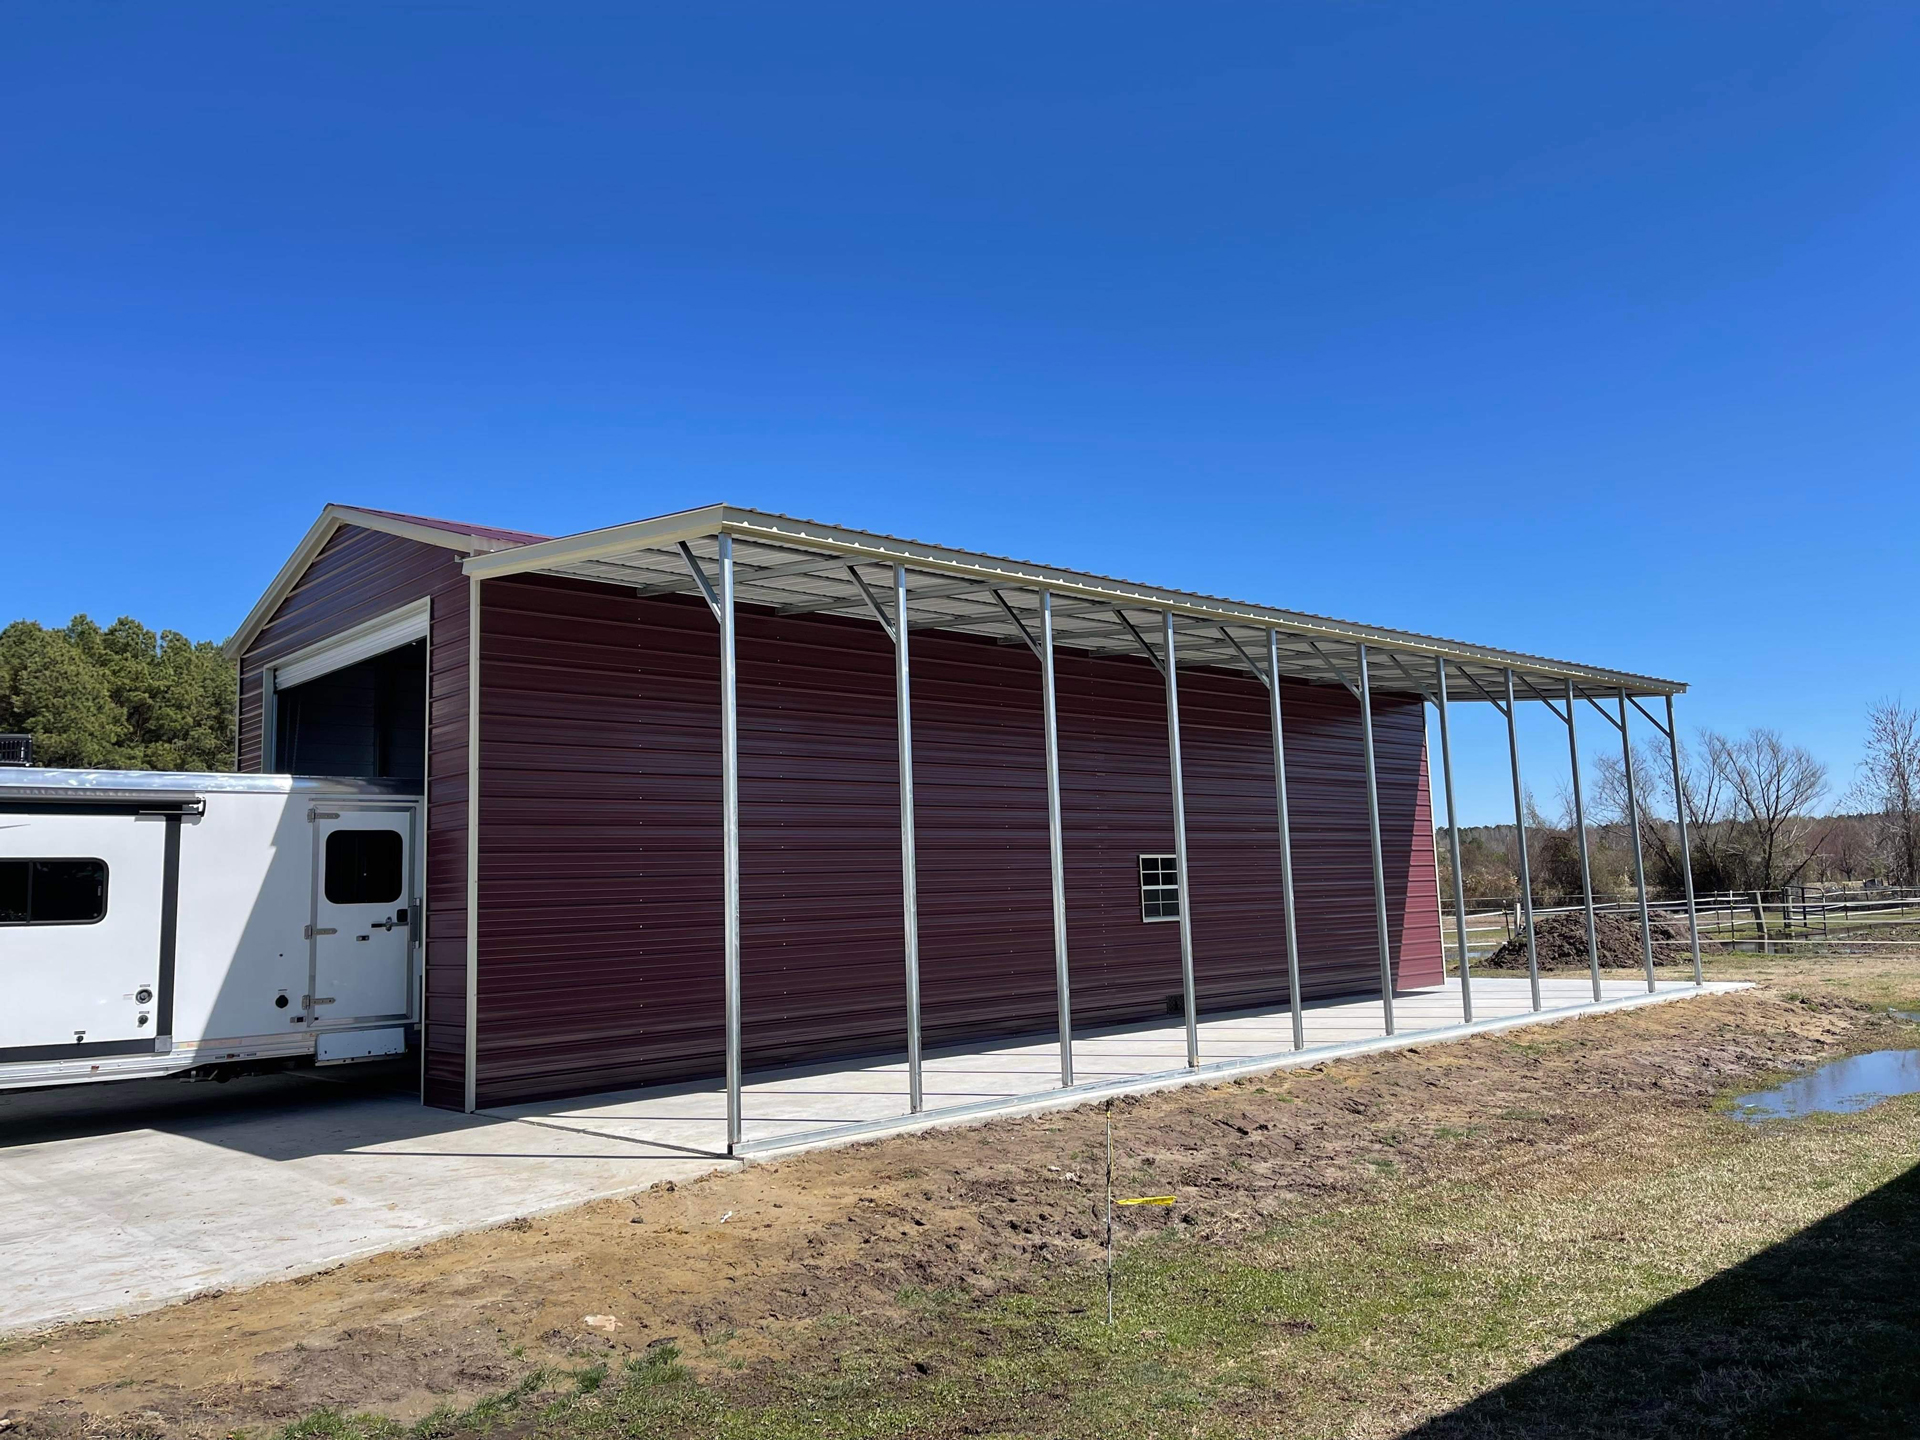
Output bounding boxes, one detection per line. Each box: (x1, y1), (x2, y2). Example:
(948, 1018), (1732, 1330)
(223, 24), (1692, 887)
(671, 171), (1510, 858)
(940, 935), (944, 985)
(496, 977), (1744, 1157)
(0, 975), (1745, 1336)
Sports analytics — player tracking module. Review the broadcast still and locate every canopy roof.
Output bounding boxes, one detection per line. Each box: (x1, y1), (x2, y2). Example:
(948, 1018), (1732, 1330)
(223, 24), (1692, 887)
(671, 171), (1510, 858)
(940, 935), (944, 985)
(462, 504), (1683, 703)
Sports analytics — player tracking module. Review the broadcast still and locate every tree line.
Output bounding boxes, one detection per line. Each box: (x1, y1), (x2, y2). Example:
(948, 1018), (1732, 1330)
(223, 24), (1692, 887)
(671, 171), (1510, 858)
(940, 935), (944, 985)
(0, 616), (236, 772)
(1440, 702), (1920, 901)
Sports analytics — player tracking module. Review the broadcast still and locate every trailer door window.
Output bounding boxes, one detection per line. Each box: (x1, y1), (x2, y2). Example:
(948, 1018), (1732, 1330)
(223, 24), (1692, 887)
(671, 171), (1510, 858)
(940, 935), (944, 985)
(0, 859), (109, 925)
(324, 829), (404, 905)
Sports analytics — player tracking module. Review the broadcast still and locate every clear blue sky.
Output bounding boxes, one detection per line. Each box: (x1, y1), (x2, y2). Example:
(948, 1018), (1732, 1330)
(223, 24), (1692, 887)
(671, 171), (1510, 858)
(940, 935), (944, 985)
(3, 4), (1915, 823)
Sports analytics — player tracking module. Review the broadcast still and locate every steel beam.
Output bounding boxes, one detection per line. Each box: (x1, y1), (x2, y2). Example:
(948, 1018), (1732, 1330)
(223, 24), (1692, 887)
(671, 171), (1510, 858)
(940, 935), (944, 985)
(1667, 694), (1704, 985)
(1618, 690), (1656, 992)
(1041, 591), (1074, 1086)
(1565, 680), (1601, 1002)
(718, 536), (743, 1150)
(894, 565), (924, 1110)
(677, 542), (722, 618)
(846, 565), (895, 639)
(1269, 632), (1306, 1049)
(1433, 657), (1473, 1024)
(776, 573), (986, 618)
(1504, 669), (1542, 1012)
(1162, 613), (1199, 1067)
(1115, 609), (1166, 675)
(1356, 643), (1396, 1035)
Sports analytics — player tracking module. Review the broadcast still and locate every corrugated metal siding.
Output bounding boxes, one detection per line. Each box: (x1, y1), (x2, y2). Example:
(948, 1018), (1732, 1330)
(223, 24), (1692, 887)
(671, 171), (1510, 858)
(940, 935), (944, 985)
(473, 573), (1441, 1108)
(421, 583), (472, 1111)
(235, 523), (473, 1109)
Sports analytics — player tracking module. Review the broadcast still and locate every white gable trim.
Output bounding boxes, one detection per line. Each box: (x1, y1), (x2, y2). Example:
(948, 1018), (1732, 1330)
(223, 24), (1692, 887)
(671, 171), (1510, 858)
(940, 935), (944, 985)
(225, 505), (530, 661)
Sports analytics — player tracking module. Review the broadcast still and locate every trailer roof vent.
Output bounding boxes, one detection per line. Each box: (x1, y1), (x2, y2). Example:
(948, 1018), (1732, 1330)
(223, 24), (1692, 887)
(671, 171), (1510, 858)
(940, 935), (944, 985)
(0, 734), (30, 768)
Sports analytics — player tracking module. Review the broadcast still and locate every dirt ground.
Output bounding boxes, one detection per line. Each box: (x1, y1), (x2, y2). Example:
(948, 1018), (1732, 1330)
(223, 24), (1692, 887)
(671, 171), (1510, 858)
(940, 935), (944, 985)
(1, 961), (1912, 1439)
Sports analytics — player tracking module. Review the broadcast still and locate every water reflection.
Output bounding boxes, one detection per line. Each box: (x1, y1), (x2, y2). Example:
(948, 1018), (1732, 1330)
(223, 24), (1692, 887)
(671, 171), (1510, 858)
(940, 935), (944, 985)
(1731, 1050), (1920, 1123)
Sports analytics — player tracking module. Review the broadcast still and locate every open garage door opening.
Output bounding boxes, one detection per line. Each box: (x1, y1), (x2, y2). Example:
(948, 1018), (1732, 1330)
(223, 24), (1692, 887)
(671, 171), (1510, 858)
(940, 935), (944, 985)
(273, 640), (426, 782)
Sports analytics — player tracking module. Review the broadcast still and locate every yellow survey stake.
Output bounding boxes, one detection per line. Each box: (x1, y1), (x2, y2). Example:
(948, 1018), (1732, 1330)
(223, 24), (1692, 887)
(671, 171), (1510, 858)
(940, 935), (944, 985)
(1115, 1195), (1176, 1207)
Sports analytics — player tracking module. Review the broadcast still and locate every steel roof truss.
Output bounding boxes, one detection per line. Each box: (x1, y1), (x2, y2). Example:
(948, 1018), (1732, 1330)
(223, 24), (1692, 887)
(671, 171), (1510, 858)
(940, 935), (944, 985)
(1111, 610), (1168, 678)
(1381, 650), (1438, 704)
(1627, 694), (1672, 740)
(1513, 672), (1569, 722)
(1574, 686), (1626, 732)
(1217, 627), (1271, 686)
(1304, 640), (1364, 701)
(844, 565), (896, 643)
(1457, 665), (1511, 716)
(677, 542), (722, 622)
(990, 589), (1043, 660)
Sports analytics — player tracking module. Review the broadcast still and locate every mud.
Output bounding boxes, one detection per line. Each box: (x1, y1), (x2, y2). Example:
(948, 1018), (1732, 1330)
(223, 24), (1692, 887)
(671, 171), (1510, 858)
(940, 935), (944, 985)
(0, 983), (1896, 1439)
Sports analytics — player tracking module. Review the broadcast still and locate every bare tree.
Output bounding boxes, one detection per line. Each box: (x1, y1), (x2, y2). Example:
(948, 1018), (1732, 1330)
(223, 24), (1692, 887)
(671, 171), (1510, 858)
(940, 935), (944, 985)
(1591, 737), (1665, 831)
(1592, 737), (1719, 896)
(1855, 699), (1920, 886)
(1810, 814), (1876, 883)
(1706, 728), (1829, 891)
(1643, 731), (1744, 895)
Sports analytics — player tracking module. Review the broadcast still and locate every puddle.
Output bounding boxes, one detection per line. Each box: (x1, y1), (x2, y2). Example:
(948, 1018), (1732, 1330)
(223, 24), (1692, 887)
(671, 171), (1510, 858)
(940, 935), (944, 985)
(1730, 1050), (1920, 1123)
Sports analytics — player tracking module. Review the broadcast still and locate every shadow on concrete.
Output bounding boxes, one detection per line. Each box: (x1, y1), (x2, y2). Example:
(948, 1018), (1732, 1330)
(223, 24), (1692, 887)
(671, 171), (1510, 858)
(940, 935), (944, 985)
(0, 1065), (734, 1163)
(0, 1062), (449, 1153)
(1404, 1160), (1920, 1439)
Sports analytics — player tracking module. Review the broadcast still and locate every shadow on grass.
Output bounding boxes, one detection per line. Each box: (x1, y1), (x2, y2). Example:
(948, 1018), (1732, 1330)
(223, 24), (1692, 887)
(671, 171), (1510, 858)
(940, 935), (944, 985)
(1406, 1159), (1920, 1439)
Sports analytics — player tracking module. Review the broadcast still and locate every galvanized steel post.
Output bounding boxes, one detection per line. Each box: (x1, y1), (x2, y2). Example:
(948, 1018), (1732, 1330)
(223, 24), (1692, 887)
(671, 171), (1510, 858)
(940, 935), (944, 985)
(464, 574), (482, 1114)
(1433, 657), (1472, 1024)
(1503, 669), (1542, 1012)
(1356, 643), (1395, 1036)
(895, 564), (923, 1110)
(718, 536), (743, 1151)
(1666, 694), (1704, 986)
(1565, 679), (1601, 1002)
(1268, 631), (1306, 1050)
(1040, 591), (1074, 1087)
(1162, 613), (1199, 1068)
(1619, 690), (1656, 992)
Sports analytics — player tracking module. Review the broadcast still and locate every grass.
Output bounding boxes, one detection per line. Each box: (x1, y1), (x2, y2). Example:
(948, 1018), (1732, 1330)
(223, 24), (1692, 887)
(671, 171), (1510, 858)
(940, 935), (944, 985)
(258, 954), (1920, 1439)
(281, 1098), (1920, 1439)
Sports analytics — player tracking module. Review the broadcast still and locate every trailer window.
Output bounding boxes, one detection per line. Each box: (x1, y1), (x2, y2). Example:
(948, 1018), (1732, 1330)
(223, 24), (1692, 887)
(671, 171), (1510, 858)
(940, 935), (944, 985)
(1139, 854), (1180, 922)
(0, 859), (108, 925)
(325, 829), (404, 905)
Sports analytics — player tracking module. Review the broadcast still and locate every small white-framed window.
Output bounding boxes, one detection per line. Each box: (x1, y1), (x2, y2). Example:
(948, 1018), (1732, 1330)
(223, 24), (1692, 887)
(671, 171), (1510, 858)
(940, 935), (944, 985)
(1139, 854), (1180, 922)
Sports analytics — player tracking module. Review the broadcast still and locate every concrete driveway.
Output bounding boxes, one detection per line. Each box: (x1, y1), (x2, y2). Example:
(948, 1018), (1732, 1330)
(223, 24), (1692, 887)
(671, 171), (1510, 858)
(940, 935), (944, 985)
(0, 1066), (725, 1336)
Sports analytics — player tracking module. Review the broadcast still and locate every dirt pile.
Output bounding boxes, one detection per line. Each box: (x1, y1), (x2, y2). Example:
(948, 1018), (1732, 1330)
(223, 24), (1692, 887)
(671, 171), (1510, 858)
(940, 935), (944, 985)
(1480, 909), (1713, 972)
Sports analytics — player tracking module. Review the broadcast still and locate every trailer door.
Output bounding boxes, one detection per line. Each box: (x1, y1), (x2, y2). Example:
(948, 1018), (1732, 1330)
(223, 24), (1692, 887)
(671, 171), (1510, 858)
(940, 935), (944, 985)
(309, 804), (415, 1026)
(0, 811), (168, 1055)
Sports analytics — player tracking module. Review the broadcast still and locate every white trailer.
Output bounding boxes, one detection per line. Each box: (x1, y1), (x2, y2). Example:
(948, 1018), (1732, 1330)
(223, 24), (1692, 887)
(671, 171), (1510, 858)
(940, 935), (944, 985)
(0, 769), (422, 1091)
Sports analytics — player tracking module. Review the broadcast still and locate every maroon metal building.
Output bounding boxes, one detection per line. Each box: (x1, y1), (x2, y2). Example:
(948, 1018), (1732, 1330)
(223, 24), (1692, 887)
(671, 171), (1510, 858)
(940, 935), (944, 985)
(228, 504), (1681, 1126)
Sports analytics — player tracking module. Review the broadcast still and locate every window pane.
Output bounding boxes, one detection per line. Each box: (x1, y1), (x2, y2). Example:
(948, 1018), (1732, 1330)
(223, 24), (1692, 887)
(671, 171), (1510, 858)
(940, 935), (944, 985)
(30, 860), (107, 923)
(0, 861), (26, 923)
(1139, 854), (1180, 920)
(325, 829), (404, 905)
